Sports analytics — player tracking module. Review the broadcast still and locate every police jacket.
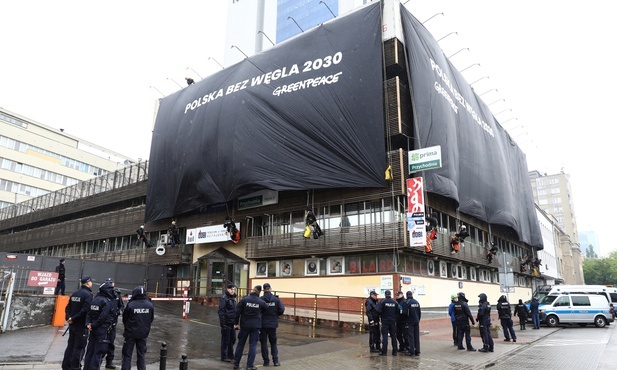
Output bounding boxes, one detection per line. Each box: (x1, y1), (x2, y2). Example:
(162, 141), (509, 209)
(477, 297), (492, 326)
(65, 285), (93, 326)
(55, 264), (66, 281)
(396, 297), (407, 323)
(261, 291), (285, 329)
(86, 283), (117, 331)
(530, 298), (539, 314)
(218, 290), (237, 327)
(405, 297), (421, 324)
(376, 297), (398, 325)
(514, 303), (528, 319)
(123, 286), (154, 339)
(365, 296), (379, 324)
(496, 298), (512, 319)
(111, 288), (124, 324)
(453, 301), (475, 325)
(235, 292), (267, 329)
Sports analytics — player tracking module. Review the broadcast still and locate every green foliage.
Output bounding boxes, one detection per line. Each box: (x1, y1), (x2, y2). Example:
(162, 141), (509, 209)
(583, 252), (617, 286)
(585, 244), (598, 259)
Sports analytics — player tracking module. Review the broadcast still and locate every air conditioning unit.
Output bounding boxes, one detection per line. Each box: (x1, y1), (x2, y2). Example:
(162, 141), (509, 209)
(159, 234), (169, 244)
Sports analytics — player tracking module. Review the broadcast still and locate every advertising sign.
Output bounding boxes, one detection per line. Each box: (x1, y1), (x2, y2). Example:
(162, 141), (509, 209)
(408, 145), (442, 174)
(185, 223), (240, 245)
(407, 177), (426, 247)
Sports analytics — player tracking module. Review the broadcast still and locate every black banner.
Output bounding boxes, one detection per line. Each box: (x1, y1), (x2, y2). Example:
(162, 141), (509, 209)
(146, 3), (384, 222)
(401, 5), (543, 248)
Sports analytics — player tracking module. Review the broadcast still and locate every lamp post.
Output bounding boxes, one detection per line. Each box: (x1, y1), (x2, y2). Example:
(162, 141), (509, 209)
(208, 57), (225, 70)
(422, 12), (444, 24)
(287, 16), (304, 32)
(479, 88), (498, 97)
(258, 31), (275, 46)
(459, 63), (480, 73)
(319, 1), (336, 18)
(186, 67), (203, 80)
(149, 86), (165, 98)
(166, 78), (183, 89)
(470, 76), (489, 86)
(437, 32), (457, 42)
(448, 48), (469, 59)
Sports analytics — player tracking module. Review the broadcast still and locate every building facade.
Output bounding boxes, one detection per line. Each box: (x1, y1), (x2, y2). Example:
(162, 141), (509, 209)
(0, 107), (135, 212)
(1, 1), (556, 308)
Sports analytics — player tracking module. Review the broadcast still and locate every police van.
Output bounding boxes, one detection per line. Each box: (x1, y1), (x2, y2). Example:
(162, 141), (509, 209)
(538, 293), (614, 328)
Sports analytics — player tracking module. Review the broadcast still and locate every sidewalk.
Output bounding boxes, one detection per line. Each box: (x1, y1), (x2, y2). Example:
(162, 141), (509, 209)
(0, 316), (557, 369)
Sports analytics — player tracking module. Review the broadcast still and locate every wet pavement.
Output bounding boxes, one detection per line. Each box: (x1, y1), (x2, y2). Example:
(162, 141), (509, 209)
(1, 301), (617, 369)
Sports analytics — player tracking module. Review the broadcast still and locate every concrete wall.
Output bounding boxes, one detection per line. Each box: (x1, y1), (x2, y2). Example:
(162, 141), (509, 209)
(3, 295), (56, 331)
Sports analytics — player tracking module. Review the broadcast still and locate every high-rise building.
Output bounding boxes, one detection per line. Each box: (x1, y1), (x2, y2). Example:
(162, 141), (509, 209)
(579, 230), (600, 257)
(224, 0), (371, 66)
(0, 107), (135, 211)
(529, 170), (579, 244)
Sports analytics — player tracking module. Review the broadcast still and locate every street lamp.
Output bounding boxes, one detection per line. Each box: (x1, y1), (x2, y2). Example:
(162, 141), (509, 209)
(422, 12), (444, 24)
(258, 31), (275, 46)
(448, 48), (469, 59)
(208, 57), (225, 70)
(437, 32), (457, 42)
(287, 16), (304, 32)
(470, 76), (489, 86)
(459, 63), (480, 73)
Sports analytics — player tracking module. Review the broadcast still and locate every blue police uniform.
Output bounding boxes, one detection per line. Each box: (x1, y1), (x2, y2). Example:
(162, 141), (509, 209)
(234, 287), (268, 370)
(405, 292), (421, 356)
(62, 279), (93, 370)
(365, 292), (381, 352)
(454, 292), (476, 351)
(105, 280), (124, 369)
(477, 293), (494, 352)
(120, 286), (154, 370)
(497, 295), (517, 341)
(83, 282), (118, 370)
(395, 293), (409, 352)
(218, 285), (237, 362)
(376, 291), (398, 356)
(260, 285), (285, 366)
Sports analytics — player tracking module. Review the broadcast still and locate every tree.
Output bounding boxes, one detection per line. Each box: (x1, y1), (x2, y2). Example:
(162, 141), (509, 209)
(583, 251), (617, 286)
(585, 244), (598, 259)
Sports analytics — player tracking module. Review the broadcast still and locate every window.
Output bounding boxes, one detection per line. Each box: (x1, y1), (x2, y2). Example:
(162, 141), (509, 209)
(346, 255), (361, 274)
(571, 296), (591, 307)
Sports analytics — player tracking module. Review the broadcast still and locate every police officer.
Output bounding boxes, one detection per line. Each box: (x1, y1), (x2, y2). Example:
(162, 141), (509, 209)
(120, 286), (154, 370)
(104, 278), (124, 369)
(83, 281), (118, 370)
(477, 293), (494, 352)
(55, 258), (66, 295)
(394, 291), (408, 352)
(365, 290), (381, 353)
(233, 285), (267, 370)
(405, 291), (421, 356)
(454, 292), (476, 351)
(219, 284), (237, 362)
(376, 290), (398, 356)
(62, 276), (93, 370)
(448, 294), (458, 345)
(260, 283), (285, 366)
(497, 295), (517, 342)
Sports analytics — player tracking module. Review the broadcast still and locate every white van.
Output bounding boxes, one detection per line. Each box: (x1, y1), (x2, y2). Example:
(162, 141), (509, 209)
(539, 293), (614, 328)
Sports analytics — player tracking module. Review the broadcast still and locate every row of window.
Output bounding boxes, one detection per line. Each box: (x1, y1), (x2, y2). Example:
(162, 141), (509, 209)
(0, 112), (28, 128)
(0, 157), (79, 187)
(255, 254), (530, 288)
(0, 179), (48, 199)
(0, 135), (107, 176)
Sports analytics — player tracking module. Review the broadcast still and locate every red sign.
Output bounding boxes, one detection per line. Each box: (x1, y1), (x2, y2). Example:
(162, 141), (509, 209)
(27, 271), (59, 287)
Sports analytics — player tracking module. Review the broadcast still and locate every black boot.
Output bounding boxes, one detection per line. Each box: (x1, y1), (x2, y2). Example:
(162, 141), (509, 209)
(105, 359), (117, 369)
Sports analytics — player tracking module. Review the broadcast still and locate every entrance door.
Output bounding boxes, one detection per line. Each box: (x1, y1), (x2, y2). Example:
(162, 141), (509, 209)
(211, 261), (225, 296)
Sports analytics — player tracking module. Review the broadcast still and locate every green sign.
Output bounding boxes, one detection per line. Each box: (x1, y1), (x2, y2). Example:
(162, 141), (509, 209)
(408, 145), (442, 174)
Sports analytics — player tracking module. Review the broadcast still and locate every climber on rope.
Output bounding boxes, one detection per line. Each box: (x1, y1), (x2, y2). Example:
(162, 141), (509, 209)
(223, 216), (240, 244)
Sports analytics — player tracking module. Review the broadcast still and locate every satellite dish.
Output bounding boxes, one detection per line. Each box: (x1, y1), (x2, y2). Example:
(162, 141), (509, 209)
(156, 246), (166, 256)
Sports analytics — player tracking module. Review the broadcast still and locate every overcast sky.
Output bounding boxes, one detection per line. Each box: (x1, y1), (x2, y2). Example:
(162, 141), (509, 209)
(1, 0), (614, 255)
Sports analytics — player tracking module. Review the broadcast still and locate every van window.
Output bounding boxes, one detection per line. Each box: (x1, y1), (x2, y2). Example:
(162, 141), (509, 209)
(541, 295), (558, 305)
(554, 296), (570, 307)
(610, 293), (617, 302)
(571, 296), (591, 306)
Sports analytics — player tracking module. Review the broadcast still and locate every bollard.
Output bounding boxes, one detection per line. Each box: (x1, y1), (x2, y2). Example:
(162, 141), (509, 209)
(159, 341), (167, 370)
(360, 302), (365, 332)
(179, 354), (189, 370)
